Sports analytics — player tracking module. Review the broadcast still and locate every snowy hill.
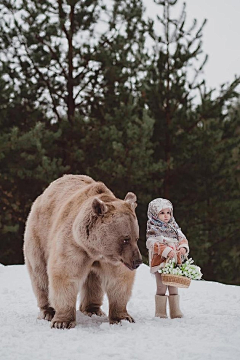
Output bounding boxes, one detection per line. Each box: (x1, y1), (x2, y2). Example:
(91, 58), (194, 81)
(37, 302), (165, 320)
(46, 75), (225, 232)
(0, 263), (239, 360)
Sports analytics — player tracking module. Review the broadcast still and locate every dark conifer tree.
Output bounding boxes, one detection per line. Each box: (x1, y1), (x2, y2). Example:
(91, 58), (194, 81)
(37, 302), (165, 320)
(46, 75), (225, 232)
(141, 0), (240, 283)
(0, 0), (156, 263)
(0, 65), (67, 264)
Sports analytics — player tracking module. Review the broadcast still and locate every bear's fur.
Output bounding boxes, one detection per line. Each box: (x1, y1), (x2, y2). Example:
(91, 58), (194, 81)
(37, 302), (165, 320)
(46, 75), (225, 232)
(23, 174), (142, 329)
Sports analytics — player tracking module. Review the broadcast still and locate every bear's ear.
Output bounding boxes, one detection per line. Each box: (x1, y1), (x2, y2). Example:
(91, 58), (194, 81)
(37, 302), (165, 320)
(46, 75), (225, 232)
(124, 192), (137, 210)
(92, 198), (108, 216)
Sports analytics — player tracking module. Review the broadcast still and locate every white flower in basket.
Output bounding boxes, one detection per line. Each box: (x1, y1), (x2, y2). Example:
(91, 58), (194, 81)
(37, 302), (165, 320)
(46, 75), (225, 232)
(159, 258), (203, 288)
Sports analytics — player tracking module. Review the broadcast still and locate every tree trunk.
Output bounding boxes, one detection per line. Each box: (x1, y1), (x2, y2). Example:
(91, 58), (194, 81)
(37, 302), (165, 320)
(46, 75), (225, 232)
(164, 0), (171, 199)
(67, 5), (75, 124)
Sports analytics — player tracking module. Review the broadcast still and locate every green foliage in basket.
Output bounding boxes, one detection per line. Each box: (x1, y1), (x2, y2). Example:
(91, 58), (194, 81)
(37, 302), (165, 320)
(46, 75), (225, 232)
(159, 258), (203, 280)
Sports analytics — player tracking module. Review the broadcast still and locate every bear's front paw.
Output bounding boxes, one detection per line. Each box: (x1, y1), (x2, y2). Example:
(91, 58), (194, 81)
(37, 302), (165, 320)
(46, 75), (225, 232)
(109, 314), (135, 324)
(51, 319), (76, 329)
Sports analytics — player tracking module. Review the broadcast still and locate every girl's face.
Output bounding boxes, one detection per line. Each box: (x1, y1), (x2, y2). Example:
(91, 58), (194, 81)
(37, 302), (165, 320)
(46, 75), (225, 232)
(158, 208), (171, 223)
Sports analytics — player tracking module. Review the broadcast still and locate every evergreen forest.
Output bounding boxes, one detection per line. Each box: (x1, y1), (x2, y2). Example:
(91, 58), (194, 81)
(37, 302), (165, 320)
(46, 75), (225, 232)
(0, 0), (239, 285)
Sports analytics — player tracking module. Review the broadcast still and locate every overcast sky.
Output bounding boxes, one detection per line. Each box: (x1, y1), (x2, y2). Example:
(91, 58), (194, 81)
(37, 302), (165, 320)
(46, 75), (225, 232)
(144, 0), (240, 91)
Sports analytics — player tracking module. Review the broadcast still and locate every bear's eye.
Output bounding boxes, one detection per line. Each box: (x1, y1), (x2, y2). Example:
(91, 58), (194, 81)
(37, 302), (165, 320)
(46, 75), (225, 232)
(123, 238), (130, 244)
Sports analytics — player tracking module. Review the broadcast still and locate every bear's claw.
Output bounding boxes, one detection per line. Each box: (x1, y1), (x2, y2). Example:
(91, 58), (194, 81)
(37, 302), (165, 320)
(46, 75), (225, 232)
(82, 308), (106, 317)
(51, 320), (76, 329)
(109, 314), (135, 324)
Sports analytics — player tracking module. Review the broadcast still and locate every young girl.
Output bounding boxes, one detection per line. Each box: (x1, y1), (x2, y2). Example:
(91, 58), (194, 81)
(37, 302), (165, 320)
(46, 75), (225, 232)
(146, 198), (189, 319)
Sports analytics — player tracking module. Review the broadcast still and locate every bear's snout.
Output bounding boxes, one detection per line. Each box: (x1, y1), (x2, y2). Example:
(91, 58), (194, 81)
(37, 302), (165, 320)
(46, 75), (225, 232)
(132, 258), (143, 269)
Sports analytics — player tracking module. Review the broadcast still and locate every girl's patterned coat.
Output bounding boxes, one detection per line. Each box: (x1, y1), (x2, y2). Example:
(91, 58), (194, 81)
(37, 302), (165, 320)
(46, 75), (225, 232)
(146, 198), (189, 274)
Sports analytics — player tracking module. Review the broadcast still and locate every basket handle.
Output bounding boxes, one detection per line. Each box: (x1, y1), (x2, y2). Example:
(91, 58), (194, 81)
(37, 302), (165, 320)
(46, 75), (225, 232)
(165, 254), (188, 266)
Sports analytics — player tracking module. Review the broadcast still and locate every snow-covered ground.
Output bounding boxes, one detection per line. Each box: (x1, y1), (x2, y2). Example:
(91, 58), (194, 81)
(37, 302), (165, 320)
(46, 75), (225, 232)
(0, 263), (239, 360)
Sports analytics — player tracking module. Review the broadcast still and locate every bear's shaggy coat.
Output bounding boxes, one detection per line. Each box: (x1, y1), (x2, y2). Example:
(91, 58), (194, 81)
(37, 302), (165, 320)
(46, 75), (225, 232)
(23, 175), (142, 329)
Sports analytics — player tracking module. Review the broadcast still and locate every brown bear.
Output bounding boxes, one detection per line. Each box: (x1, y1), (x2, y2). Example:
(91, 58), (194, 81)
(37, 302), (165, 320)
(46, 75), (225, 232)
(23, 174), (142, 329)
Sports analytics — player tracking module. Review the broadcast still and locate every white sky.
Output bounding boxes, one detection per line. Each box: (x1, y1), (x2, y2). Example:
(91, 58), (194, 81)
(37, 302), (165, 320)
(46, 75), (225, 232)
(144, 0), (240, 90)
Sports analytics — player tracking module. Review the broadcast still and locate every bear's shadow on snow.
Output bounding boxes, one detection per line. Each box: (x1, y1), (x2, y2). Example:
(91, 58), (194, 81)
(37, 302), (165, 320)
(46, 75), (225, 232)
(76, 310), (109, 328)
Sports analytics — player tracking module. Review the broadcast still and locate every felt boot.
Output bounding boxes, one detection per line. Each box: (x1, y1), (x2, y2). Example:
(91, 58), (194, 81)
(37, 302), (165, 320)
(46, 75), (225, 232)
(168, 294), (183, 319)
(155, 295), (168, 318)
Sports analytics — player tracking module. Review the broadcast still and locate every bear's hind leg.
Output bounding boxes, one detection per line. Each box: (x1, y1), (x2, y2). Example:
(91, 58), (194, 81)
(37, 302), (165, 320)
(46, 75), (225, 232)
(80, 270), (105, 317)
(25, 257), (55, 321)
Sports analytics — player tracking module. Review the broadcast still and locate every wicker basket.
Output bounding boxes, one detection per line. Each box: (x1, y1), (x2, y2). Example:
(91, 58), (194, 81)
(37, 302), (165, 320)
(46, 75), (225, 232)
(161, 273), (191, 288)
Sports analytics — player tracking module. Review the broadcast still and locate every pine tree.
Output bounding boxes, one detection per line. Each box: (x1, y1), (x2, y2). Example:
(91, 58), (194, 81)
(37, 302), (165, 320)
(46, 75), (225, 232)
(0, 66), (68, 264)
(187, 92), (240, 284)
(142, 0), (209, 197)
(70, 0), (160, 255)
(0, 0), (156, 263)
(0, 0), (105, 123)
(141, 0), (240, 283)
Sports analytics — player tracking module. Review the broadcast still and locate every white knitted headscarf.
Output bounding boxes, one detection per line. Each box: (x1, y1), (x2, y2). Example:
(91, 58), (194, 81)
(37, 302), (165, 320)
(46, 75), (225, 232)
(147, 198), (173, 220)
(146, 198), (186, 241)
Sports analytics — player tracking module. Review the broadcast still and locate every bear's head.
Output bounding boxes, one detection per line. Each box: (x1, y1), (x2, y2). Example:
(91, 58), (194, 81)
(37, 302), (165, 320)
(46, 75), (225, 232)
(75, 192), (142, 271)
